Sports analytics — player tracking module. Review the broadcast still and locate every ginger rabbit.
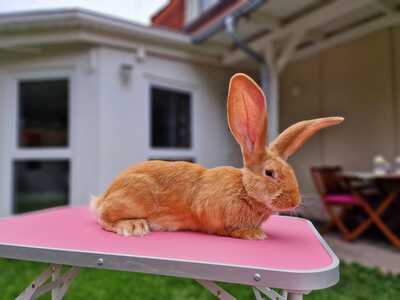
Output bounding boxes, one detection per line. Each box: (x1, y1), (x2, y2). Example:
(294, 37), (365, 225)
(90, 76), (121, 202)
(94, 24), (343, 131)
(92, 73), (343, 240)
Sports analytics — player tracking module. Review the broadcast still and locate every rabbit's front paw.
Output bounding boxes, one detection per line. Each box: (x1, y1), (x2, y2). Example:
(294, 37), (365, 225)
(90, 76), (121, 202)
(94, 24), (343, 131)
(115, 219), (150, 237)
(229, 228), (267, 240)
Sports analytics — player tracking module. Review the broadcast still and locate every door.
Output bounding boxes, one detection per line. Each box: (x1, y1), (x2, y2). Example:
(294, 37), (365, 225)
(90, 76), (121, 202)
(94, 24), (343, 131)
(3, 72), (73, 214)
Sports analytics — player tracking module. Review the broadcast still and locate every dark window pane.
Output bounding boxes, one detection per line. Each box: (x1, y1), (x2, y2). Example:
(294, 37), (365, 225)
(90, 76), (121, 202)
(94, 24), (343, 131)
(151, 87), (191, 148)
(19, 79), (69, 147)
(13, 160), (69, 214)
(149, 157), (195, 163)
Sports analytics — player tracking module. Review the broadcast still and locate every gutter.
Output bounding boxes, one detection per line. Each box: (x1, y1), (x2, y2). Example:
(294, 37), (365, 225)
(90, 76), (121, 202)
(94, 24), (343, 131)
(224, 15), (270, 96)
(0, 9), (191, 46)
(192, 0), (271, 99)
(192, 0), (265, 44)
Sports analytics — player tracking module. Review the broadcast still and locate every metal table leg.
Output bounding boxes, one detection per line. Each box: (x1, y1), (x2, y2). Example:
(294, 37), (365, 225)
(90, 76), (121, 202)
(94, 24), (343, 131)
(16, 264), (79, 300)
(196, 280), (237, 300)
(17, 265), (312, 300)
(287, 291), (307, 300)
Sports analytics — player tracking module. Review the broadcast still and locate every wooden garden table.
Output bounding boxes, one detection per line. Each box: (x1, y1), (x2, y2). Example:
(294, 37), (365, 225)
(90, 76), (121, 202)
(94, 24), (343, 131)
(340, 172), (400, 248)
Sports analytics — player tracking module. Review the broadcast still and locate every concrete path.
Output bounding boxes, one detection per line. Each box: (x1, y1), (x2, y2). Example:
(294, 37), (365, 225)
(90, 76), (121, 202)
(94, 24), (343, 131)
(324, 233), (400, 274)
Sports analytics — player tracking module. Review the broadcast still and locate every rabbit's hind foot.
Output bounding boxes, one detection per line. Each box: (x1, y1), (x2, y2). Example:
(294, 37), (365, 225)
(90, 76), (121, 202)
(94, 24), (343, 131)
(229, 227), (267, 240)
(115, 219), (150, 237)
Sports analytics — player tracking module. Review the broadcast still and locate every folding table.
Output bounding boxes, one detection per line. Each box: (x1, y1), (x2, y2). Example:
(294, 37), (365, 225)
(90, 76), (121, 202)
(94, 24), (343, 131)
(0, 206), (339, 300)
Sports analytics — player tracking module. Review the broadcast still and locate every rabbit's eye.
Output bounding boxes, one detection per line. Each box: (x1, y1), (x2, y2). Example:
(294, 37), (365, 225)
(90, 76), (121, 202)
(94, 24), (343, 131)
(264, 169), (275, 178)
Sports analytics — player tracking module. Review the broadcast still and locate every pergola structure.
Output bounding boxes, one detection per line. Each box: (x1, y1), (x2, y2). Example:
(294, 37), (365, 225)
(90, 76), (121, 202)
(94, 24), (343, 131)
(192, 0), (400, 140)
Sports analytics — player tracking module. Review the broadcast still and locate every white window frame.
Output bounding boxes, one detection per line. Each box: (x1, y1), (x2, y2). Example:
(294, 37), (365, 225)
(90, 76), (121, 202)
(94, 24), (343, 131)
(2, 69), (75, 215)
(145, 74), (198, 162)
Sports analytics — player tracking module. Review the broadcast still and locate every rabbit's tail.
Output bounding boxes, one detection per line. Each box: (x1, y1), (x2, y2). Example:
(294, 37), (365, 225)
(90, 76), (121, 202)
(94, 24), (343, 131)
(90, 195), (103, 213)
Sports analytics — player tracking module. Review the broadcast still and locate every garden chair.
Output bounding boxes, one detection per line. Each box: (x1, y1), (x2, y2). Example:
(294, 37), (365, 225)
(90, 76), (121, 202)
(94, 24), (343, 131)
(311, 166), (359, 240)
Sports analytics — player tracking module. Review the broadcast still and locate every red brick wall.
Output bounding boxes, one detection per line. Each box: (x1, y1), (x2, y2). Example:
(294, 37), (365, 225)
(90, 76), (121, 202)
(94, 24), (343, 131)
(151, 0), (185, 31)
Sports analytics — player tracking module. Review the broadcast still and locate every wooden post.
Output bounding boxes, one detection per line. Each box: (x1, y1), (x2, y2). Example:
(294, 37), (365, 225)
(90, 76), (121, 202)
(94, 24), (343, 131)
(264, 42), (279, 142)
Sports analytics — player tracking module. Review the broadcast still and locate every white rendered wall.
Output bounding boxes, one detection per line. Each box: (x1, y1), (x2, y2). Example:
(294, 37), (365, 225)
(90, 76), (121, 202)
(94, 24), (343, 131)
(0, 45), (244, 215)
(0, 70), (9, 216)
(95, 47), (242, 192)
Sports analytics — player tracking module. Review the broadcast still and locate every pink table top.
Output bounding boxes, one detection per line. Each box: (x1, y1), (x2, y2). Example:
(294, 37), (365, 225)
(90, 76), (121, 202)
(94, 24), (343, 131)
(0, 206), (335, 272)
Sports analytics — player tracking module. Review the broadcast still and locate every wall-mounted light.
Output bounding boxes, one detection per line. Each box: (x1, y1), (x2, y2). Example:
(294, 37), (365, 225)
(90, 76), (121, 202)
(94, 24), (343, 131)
(291, 84), (301, 97)
(136, 48), (146, 63)
(119, 63), (133, 85)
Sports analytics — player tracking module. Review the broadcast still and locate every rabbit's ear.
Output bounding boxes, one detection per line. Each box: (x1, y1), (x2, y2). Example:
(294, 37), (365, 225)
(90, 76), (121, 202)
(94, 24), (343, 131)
(270, 117), (344, 160)
(227, 73), (268, 164)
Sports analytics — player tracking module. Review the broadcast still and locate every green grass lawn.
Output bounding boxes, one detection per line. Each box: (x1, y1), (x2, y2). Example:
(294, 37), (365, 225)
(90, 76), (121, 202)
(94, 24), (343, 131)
(1, 258), (399, 300)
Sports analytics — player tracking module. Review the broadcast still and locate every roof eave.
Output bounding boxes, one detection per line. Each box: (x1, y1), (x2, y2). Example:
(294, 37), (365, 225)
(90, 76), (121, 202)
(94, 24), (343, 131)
(0, 8), (192, 46)
(0, 9), (234, 68)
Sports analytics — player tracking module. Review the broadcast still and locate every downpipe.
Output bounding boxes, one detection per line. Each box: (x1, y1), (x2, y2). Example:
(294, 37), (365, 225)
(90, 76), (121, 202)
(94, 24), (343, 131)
(224, 16), (271, 100)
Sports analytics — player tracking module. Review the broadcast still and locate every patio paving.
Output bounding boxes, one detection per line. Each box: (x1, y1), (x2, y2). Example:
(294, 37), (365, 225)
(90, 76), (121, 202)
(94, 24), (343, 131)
(323, 233), (400, 274)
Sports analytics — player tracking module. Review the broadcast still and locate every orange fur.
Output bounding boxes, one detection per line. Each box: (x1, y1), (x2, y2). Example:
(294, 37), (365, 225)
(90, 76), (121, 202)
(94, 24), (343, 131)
(93, 73), (343, 240)
(95, 161), (271, 238)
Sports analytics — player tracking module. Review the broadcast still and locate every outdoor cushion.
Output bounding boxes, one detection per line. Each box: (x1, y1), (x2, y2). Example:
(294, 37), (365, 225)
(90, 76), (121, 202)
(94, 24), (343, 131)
(323, 194), (359, 205)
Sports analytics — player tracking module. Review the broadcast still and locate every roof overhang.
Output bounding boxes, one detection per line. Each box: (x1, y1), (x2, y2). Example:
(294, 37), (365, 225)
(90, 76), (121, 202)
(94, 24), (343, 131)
(0, 9), (225, 66)
(192, 0), (400, 69)
(2, 1), (400, 70)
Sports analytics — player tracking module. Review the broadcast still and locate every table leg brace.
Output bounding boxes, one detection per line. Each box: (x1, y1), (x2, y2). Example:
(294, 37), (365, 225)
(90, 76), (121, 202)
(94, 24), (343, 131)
(16, 265), (310, 300)
(253, 287), (287, 300)
(254, 287), (310, 300)
(16, 264), (80, 300)
(197, 280), (309, 300)
(196, 280), (237, 300)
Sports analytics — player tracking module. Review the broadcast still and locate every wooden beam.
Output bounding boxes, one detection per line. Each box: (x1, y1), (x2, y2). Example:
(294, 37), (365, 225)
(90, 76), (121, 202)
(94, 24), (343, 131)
(277, 30), (306, 73)
(247, 12), (281, 30)
(308, 29), (326, 43)
(264, 42), (276, 72)
(264, 42), (279, 141)
(374, 0), (397, 15)
(223, 0), (375, 65)
(293, 14), (400, 62)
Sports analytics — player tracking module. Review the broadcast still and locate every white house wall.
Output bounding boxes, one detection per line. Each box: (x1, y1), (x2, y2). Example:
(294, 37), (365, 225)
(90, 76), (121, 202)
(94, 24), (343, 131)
(0, 44), (245, 215)
(95, 47), (243, 192)
(0, 69), (9, 216)
(0, 49), (99, 215)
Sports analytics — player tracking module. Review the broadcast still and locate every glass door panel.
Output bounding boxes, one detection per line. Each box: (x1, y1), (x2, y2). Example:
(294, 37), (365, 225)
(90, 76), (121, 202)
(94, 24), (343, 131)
(13, 160), (69, 213)
(12, 77), (70, 214)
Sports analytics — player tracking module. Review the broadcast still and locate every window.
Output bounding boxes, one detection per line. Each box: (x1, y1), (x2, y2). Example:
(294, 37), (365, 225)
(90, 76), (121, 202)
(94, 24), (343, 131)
(151, 86), (191, 148)
(18, 79), (69, 147)
(149, 157), (194, 163)
(13, 160), (69, 213)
